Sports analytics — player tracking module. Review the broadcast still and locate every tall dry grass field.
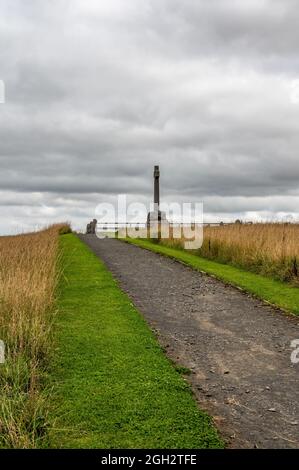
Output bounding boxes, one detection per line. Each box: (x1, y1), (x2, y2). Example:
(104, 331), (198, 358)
(0, 224), (69, 448)
(161, 223), (299, 284)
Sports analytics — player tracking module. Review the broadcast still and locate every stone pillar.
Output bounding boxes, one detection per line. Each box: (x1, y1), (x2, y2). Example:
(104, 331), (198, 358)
(86, 219), (97, 234)
(147, 165), (168, 235)
(154, 165), (160, 209)
(90, 219), (97, 234)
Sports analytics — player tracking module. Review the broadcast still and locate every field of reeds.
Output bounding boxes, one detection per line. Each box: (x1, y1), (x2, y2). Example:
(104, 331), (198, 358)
(160, 223), (299, 285)
(0, 224), (70, 448)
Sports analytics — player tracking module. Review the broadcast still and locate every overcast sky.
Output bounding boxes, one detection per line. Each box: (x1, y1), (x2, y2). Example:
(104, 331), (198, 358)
(1, 0), (299, 233)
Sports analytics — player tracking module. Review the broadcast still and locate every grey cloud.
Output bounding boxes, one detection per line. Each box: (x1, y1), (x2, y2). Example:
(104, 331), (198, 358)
(1, 0), (299, 233)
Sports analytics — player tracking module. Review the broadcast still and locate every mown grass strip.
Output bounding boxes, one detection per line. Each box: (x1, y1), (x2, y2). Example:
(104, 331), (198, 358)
(123, 238), (299, 316)
(48, 234), (222, 448)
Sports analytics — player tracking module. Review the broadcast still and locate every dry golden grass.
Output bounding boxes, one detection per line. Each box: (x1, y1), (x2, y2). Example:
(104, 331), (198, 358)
(161, 223), (299, 284)
(0, 223), (70, 448)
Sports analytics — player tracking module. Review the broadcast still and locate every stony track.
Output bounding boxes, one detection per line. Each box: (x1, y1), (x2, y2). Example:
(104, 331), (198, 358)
(80, 235), (299, 448)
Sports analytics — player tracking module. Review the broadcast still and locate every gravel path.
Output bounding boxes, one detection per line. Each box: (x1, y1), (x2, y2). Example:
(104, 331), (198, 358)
(80, 235), (299, 448)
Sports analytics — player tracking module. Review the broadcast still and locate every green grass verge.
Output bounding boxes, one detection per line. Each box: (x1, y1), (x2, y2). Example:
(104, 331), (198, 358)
(123, 238), (299, 316)
(48, 234), (222, 448)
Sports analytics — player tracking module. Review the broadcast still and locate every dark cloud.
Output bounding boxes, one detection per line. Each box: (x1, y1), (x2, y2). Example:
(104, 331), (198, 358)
(0, 0), (299, 233)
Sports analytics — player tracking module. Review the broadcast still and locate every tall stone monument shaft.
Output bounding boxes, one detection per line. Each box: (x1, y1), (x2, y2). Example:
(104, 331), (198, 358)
(154, 165), (160, 208)
(147, 165), (168, 228)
